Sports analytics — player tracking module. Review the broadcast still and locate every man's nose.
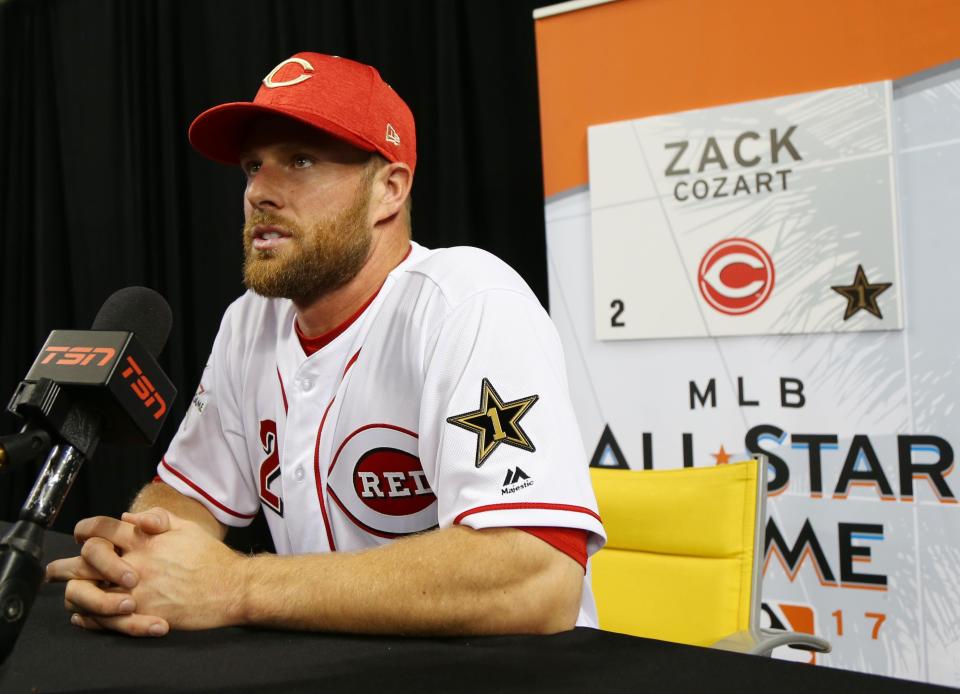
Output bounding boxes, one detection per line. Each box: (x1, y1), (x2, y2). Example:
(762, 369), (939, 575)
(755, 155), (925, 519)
(245, 167), (285, 211)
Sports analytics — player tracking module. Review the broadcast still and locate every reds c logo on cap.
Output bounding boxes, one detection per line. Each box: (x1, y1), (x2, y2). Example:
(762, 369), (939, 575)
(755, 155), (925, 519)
(263, 57), (315, 88)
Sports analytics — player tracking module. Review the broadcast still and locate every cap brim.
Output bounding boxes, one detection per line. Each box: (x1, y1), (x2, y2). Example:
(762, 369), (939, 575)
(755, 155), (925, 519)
(188, 101), (379, 166)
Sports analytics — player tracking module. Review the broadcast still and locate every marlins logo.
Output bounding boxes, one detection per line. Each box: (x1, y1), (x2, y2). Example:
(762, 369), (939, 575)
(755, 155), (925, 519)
(761, 602), (820, 664)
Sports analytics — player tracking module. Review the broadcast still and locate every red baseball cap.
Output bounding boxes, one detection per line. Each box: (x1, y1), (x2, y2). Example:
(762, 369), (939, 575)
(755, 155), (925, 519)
(188, 52), (416, 174)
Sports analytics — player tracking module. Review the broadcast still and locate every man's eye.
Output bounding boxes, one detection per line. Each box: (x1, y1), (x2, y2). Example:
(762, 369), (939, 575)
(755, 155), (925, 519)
(244, 162), (261, 175)
(293, 155), (312, 169)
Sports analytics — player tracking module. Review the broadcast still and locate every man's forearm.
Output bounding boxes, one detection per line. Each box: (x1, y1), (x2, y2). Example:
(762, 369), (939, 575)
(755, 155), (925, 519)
(130, 482), (225, 540)
(234, 525), (583, 636)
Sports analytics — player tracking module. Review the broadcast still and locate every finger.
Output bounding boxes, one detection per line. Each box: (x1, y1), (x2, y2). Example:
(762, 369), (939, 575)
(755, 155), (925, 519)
(46, 557), (106, 583)
(121, 507), (172, 535)
(71, 613), (104, 631)
(65, 580), (128, 613)
(80, 538), (139, 588)
(64, 578), (136, 617)
(77, 612), (169, 638)
(74, 516), (139, 550)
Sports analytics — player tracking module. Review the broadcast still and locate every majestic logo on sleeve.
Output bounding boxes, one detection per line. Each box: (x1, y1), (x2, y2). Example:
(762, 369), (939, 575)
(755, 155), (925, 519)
(446, 379), (539, 468)
(501, 467), (533, 495)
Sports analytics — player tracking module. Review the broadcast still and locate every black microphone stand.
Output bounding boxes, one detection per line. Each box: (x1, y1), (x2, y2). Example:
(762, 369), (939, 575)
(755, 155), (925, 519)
(0, 390), (102, 665)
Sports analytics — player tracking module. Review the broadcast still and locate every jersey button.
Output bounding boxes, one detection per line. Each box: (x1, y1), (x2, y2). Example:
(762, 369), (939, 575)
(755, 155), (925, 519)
(294, 465), (305, 481)
(300, 378), (314, 392)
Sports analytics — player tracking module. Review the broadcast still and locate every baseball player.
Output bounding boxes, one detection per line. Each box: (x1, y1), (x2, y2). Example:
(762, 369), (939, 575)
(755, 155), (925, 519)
(46, 53), (605, 638)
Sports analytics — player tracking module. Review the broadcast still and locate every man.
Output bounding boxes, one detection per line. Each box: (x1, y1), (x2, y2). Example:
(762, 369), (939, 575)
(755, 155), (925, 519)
(47, 52), (604, 638)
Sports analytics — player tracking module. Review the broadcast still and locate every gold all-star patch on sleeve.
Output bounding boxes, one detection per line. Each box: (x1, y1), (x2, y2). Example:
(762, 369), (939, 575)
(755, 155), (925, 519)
(446, 378), (539, 468)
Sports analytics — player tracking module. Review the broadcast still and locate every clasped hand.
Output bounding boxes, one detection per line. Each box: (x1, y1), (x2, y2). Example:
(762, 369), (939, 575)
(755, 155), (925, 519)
(45, 508), (244, 637)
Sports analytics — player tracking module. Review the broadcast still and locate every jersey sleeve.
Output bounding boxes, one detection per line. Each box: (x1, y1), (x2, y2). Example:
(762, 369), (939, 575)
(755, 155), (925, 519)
(157, 305), (260, 527)
(420, 289), (606, 556)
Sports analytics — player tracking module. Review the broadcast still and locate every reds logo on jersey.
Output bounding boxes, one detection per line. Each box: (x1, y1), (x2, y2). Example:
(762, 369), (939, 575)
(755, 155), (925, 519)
(326, 424), (437, 538)
(354, 448), (435, 514)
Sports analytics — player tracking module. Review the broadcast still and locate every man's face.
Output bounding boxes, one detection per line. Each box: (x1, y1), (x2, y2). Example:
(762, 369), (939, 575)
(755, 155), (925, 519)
(239, 116), (376, 303)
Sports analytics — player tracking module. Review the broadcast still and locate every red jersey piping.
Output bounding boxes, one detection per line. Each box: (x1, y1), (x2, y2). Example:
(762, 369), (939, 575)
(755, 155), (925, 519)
(276, 367), (288, 414)
(313, 397), (340, 551)
(160, 458), (257, 520)
(312, 348), (364, 552)
(453, 502), (602, 526)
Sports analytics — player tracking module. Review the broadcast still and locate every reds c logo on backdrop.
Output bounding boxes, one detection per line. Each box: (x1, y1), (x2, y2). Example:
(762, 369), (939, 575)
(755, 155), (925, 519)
(262, 57), (314, 88)
(326, 424), (438, 538)
(697, 237), (775, 315)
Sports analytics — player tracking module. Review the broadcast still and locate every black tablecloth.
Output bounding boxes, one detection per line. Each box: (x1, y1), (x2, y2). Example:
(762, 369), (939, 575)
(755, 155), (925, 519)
(0, 524), (952, 694)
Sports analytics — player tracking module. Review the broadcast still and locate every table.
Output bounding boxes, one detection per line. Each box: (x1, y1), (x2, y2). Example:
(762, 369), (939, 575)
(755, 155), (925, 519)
(0, 525), (952, 693)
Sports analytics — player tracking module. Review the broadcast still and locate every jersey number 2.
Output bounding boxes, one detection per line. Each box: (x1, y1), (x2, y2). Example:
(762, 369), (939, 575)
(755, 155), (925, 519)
(259, 419), (284, 516)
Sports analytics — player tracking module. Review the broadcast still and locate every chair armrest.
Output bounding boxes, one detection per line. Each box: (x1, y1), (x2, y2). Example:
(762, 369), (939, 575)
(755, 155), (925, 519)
(712, 629), (832, 657)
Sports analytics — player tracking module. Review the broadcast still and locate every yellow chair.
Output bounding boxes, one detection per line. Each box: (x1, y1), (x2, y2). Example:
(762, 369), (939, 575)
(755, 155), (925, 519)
(589, 459), (830, 655)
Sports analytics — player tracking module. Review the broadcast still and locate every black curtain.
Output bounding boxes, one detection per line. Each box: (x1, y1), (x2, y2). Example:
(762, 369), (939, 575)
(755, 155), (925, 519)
(0, 0), (555, 546)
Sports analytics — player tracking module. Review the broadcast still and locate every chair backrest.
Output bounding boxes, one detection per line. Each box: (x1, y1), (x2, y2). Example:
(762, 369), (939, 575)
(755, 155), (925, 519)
(589, 460), (765, 646)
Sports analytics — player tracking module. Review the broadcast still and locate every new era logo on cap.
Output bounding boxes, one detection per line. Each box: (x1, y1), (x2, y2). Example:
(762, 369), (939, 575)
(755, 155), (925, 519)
(385, 123), (400, 146)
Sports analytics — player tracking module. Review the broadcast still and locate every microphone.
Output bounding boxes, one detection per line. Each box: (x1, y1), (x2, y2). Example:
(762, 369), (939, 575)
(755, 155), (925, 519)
(0, 287), (177, 664)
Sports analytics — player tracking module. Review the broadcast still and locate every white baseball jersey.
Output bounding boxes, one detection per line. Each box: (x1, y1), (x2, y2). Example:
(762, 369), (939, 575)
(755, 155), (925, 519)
(158, 242), (606, 626)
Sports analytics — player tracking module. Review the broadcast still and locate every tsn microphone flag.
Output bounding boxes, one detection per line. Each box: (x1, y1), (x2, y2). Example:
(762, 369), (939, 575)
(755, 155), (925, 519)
(588, 81), (903, 341)
(16, 330), (175, 447)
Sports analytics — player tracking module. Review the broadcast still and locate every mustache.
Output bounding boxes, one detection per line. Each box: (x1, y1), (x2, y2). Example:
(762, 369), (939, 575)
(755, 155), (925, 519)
(243, 210), (302, 240)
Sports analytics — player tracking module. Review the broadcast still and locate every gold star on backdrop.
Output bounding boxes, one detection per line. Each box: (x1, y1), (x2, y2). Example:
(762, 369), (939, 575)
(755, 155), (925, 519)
(831, 265), (892, 321)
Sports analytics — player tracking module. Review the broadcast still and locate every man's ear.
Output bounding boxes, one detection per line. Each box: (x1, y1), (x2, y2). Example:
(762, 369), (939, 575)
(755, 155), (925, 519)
(371, 162), (412, 226)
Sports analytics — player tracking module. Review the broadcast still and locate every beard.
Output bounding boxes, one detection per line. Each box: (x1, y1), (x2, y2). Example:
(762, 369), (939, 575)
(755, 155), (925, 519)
(242, 178), (373, 304)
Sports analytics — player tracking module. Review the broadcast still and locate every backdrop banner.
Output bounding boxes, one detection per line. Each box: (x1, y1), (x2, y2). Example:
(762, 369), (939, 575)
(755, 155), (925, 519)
(535, 0), (960, 685)
(588, 81), (902, 340)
